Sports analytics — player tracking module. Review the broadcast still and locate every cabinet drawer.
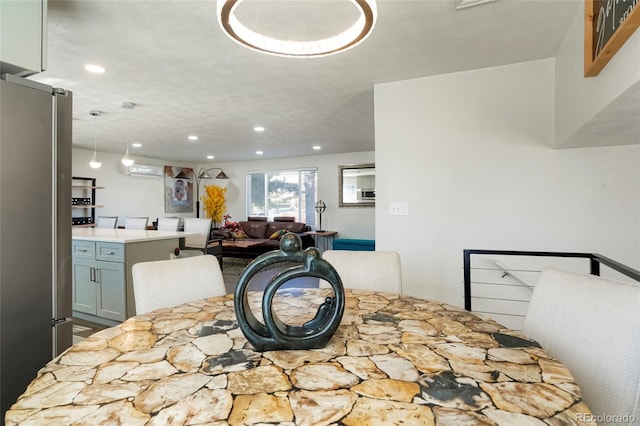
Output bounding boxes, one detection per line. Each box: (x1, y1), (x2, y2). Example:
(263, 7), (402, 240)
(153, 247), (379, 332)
(72, 241), (95, 259)
(96, 242), (124, 263)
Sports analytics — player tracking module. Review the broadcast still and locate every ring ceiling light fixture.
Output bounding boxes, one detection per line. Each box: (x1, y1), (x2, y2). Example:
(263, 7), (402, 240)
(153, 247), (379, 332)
(217, 0), (377, 58)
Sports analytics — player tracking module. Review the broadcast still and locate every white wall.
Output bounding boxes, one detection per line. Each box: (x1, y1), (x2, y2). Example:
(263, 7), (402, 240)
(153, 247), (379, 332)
(72, 148), (197, 226)
(73, 148), (375, 238)
(555, 1), (640, 146)
(206, 151), (375, 239)
(375, 58), (640, 307)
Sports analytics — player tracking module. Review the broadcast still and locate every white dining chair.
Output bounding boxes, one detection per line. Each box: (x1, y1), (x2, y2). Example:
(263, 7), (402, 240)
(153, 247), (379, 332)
(183, 218), (212, 250)
(125, 216), (149, 229)
(522, 268), (640, 425)
(184, 217), (224, 270)
(157, 217), (180, 231)
(96, 216), (118, 229)
(132, 255), (226, 315)
(321, 250), (403, 294)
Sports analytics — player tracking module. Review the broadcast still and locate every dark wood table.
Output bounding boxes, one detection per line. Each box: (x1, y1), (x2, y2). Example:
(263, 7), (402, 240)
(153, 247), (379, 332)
(220, 240), (264, 249)
(6, 289), (591, 425)
(221, 239), (265, 264)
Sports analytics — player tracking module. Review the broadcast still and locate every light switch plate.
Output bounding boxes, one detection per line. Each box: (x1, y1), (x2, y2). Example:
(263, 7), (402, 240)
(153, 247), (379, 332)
(390, 202), (408, 216)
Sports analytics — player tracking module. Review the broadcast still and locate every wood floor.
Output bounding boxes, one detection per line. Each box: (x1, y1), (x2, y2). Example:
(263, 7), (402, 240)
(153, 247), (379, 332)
(72, 317), (108, 344)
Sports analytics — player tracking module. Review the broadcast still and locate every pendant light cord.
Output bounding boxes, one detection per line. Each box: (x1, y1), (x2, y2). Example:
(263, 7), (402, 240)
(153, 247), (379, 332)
(93, 113), (98, 153)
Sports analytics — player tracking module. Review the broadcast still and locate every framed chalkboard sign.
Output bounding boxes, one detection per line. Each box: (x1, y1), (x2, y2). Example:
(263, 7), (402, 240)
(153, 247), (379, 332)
(585, 0), (640, 77)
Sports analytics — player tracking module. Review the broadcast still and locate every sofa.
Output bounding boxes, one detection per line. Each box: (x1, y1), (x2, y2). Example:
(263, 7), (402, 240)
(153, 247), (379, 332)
(214, 216), (314, 259)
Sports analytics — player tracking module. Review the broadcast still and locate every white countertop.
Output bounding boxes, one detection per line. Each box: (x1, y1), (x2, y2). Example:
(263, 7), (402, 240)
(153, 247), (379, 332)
(72, 228), (198, 243)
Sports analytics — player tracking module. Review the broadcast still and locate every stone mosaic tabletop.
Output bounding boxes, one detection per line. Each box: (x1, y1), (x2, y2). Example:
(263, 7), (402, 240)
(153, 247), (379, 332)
(6, 289), (591, 425)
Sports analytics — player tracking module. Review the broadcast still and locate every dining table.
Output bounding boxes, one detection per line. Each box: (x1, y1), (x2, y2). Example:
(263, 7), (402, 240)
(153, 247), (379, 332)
(5, 288), (591, 425)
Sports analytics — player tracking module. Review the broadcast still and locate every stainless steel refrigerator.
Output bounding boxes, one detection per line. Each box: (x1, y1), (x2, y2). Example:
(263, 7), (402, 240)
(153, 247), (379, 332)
(0, 74), (73, 417)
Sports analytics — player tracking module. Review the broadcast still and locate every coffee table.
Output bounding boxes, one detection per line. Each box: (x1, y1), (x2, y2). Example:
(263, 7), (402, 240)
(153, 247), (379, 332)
(222, 239), (264, 264)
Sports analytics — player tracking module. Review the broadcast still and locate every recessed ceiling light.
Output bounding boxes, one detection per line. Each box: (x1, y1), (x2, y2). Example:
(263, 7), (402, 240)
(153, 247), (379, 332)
(313, 145), (321, 150)
(188, 135), (198, 141)
(84, 64), (106, 74)
(254, 126), (265, 132)
(132, 143), (142, 148)
(256, 150), (264, 155)
(207, 155), (214, 159)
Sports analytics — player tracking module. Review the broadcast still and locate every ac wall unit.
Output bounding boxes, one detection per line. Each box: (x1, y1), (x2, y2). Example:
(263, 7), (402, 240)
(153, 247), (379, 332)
(128, 164), (162, 177)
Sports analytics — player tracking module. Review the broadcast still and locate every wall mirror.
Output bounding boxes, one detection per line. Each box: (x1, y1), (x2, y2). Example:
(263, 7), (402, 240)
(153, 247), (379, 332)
(339, 163), (375, 207)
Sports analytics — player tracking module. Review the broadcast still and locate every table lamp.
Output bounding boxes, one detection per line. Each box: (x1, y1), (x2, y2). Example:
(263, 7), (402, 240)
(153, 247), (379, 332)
(315, 200), (326, 232)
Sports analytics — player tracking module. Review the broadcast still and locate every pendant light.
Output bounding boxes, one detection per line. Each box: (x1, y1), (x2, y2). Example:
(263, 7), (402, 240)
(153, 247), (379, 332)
(121, 148), (134, 167)
(121, 102), (135, 167)
(88, 110), (102, 169)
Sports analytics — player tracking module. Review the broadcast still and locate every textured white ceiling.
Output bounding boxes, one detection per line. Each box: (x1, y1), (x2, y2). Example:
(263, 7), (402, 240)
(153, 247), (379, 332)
(31, 0), (593, 163)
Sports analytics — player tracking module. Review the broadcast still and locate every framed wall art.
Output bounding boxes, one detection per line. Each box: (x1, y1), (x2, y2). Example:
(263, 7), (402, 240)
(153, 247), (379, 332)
(164, 166), (194, 213)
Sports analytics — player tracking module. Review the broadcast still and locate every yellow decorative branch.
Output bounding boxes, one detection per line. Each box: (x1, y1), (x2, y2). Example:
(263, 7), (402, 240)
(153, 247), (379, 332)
(201, 184), (227, 227)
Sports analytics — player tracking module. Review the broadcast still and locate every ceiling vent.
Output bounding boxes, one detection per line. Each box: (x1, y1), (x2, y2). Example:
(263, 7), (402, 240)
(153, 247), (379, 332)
(128, 164), (162, 177)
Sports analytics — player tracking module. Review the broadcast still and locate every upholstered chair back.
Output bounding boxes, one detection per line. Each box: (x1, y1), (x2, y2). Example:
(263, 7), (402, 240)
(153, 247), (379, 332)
(96, 216), (118, 228)
(183, 218), (212, 248)
(132, 254), (225, 314)
(321, 250), (402, 294)
(157, 217), (180, 231)
(522, 268), (640, 425)
(124, 216), (148, 229)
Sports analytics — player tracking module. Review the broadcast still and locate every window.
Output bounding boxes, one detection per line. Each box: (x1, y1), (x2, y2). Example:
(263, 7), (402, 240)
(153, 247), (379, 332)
(247, 169), (317, 227)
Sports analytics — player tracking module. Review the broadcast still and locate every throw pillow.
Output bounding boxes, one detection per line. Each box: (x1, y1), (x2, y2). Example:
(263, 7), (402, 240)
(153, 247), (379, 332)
(269, 229), (288, 240)
(232, 229), (248, 239)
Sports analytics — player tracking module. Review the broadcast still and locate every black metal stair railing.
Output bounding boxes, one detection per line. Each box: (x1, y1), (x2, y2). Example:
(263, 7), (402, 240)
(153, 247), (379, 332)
(463, 249), (640, 312)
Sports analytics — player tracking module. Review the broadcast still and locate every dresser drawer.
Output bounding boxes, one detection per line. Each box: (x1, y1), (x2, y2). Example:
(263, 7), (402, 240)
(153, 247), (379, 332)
(72, 241), (95, 259)
(96, 242), (125, 263)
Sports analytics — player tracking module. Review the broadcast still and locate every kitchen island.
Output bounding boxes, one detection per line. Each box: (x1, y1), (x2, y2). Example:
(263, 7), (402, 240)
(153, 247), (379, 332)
(71, 228), (196, 326)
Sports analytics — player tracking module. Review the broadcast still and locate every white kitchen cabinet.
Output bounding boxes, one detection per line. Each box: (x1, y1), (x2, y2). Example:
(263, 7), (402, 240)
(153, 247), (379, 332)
(72, 242), (126, 322)
(95, 260), (126, 320)
(72, 260), (97, 315)
(0, 0), (47, 76)
(72, 229), (189, 326)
